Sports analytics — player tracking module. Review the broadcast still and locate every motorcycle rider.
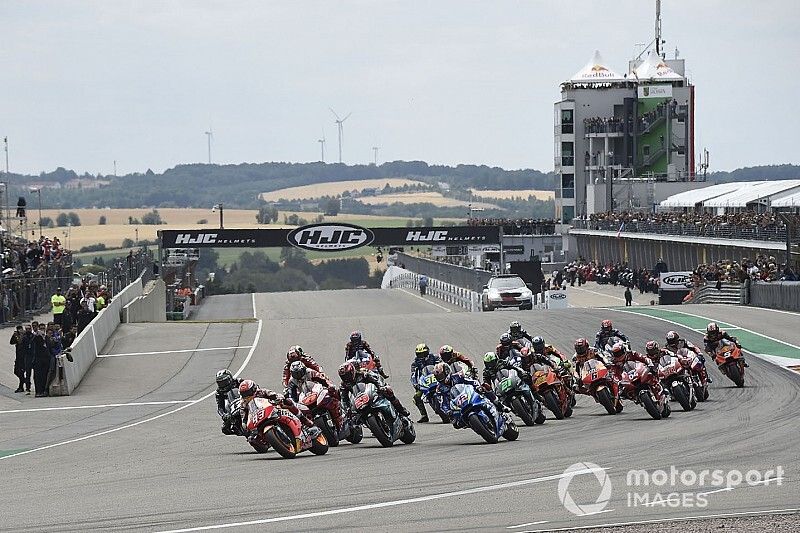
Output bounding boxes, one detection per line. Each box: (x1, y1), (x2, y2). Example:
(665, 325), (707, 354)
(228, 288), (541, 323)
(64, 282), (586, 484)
(607, 341), (659, 385)
(409, 343), (441, 423)
(481, 351), (530, 391)
(665, 331), (712, 383)
(282, 345), (322, 386)
(345, 331), (389, 378)
(595, 319), (629, 351)
(284, 361), (343, 430)
(572, 339), (622, 410)
(432, 362), (504, 427)
(496, 333), (529, 365)
(508, 321), (533, 344)
(704, 322), (747, 369)
(215, 369), (242, 435)
(645, 340), (672, 366)
(337, 361), (410, 417)
(531, 336), (573, 386)
(439, 345), (478, 378)
(238, 379), (316, 429)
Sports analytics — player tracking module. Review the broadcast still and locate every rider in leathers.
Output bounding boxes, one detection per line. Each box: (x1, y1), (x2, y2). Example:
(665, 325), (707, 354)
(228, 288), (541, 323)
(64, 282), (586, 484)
(344, 331), (388, 378)
(284, 361), (343, 430)
(595, 319), (629, 351)
(238, 379), (315, 430)
(433, 363), (504, 428)
(409, 343), (442, 423)
(215, 369), (242, 434)
(438, 345), (478, 378)
(497, 333), (558, 374)
(338, 362), (409, 417)
(571, 339), (609, 394)
(481, 351), (531, 391)
(282, 345), (322, 386)
(665, 331), (712, 383)
(606, 342), (666, 401)
(507, 321), (533, 344)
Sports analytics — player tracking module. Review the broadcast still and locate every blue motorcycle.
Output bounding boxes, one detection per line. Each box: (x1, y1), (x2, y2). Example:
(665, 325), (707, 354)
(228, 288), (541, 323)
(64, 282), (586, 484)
(447, 383), (519, 444)
(417, 365), (450, 423)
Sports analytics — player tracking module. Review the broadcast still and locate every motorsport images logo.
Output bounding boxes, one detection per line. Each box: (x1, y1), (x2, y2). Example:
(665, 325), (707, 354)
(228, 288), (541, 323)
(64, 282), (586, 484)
(558, 462), (612, 516)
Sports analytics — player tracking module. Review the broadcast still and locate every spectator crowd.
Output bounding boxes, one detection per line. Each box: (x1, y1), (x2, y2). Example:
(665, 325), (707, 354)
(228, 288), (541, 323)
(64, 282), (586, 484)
(545, 259), (663, 295)
(693, 255), (798, 285)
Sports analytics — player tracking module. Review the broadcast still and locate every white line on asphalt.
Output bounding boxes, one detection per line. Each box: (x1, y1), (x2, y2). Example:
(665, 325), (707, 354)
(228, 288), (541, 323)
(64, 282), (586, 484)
(695, 476), (784, 498)
(155, 467), (609, 533)
(399, 288), (452, 312)
(0, 400), (195, 415)
(524, 507), (800, 532)
(507, 521), (548, 529)
(570, 286), (641, 306)
(98, 345), (254, 358)
(0, 294), (262, 461)
(713, 303), (800, 317)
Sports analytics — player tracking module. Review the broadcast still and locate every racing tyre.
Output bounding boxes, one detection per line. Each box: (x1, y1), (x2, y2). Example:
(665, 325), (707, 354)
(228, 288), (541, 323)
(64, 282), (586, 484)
(639, 390), (662, 420)
(543, 390), (564, 420)
(249, 440), (270, 453)
(512, 397), (535, 426)
(728, 363), (744, 388)
(310, 434), (329, 455)
(345, 424), (363, 444)
(315, 415), (339, 447)
(597, 387), (617, 415)
(671, 383), (692, 412)
(399, 420), (416, 444)
(468, 412), (498, 444)
(265, 425), (297, 459)
(662, 401), (672, 418)
(367, 413), (394, 447)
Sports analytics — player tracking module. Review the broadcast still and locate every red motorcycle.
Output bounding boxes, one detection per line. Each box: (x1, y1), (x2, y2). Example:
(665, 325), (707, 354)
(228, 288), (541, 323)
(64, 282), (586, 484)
(579, 359), (621, 415)
(244, 397), (329, 459)
(677, 347), (709, 402)
(657, 350), (696, 412)
(713, 340), (745, 388)
(532, 361), (574, 419)
(619, 360), (671, 420)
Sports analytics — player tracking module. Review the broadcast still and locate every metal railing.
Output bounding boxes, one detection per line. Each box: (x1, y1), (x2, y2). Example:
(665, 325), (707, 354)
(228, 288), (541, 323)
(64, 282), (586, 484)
(0, 257), (73, 325)
(395, 252), (492, 292)
(92, 250), (155, 297)
(572, 219), (792, 243)
(387, 270), (481, 312)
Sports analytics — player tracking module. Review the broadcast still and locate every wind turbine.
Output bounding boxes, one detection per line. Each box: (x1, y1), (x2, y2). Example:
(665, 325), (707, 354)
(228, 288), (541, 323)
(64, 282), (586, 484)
(372, 146), (380, 165)
(204, 129), (213, 164)
(318, 129), (326, 163)
(330, 108), (351, 163)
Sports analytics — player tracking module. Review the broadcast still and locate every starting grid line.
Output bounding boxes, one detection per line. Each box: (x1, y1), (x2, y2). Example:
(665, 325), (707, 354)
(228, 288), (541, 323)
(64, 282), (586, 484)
(98, 345), (254, 358)
(0, 400), (196, 415)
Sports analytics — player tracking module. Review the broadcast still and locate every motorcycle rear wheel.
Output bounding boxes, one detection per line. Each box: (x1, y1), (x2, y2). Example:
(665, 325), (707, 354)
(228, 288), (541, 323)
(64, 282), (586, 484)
(672, 383), (693, 411)
(639, 390), (662, 420)
(512, 397), (535, 426)
(265, 425), (297, 459)
(249, 440), (270, 453)
(367, 413), (394, 447)
(727, 363), (745, 388)
(346, 424), (363, 444)
(309, 434), (329, 455)
(543, 390), (564, 419)
(502, 419), (520, 441)
(596, 387), (617, 415)
(468, 412), (498, 444)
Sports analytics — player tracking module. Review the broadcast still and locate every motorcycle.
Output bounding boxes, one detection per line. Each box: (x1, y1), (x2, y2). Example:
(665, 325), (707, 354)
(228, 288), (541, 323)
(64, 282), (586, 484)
(680, 348), (710, 401)
(222, 389), (270, 453)
(349, 382), (415, 447)
(298, 381), (341, 448)
(417, 364), (450, 423)
(347, 349), (379, 372)
(492, 368), (545, 426)
(449, 360), (478, 380)
(658, 350), (696, 412)
(244, 397), (328, 459)
(448, 382), (519, 444)
(579, 358), (621, 415)
(713, 339), (745, 388)
(619, 360), (671, 420)
(531, 361), (574, 419)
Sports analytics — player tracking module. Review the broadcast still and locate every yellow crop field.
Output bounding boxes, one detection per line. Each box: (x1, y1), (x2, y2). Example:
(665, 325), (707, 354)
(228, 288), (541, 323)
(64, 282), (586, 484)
(358, 192), (497, 209)
(260, 178), (427, 201)
(469, 189), (554, 201)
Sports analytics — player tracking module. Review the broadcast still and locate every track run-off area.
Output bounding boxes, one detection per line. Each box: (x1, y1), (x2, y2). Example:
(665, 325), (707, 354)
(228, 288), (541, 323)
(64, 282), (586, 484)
(1, 290), (799, 532)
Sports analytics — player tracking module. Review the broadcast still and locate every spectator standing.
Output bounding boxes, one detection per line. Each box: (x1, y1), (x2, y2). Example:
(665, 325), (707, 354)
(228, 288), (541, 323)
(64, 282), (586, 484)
(45, 325), (62, 391)
(31, 324), (51, 397)
(21, 324), (34, 394)
(624, 287), (633, 307)
(10, 325), (27, 392)
(418, 275), (428, 296)
(76, 300), (95, 334)
(51, 287), (66, 326)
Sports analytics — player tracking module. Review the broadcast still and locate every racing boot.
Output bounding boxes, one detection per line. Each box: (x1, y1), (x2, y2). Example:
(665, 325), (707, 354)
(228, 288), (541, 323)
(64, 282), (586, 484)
(413, 391), (429, 423)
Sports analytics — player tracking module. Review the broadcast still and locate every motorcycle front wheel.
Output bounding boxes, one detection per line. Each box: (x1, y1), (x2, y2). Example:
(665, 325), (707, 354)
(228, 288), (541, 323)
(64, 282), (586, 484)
(596, 387), (617, 415)
(468, 412), (498, 444)
(367, 412), (394, 447)
(512, 397), (535, 426)
(315, 414), (339, 447)
(543, 390), (564, 419)
(265, 425), (297, 458)
(727, 362), (745, 388)
(639, 390), (662, 420)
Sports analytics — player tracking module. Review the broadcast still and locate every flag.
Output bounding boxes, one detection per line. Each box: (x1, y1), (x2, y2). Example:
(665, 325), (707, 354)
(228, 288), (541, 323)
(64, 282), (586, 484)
(616, 222), (625, 238)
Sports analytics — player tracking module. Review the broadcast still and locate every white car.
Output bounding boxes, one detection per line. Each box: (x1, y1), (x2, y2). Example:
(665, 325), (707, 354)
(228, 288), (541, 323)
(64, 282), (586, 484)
(482, 275), (533, 311)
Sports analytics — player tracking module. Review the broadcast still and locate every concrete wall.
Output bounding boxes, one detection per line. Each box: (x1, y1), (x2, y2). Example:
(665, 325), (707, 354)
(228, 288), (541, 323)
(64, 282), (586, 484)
(749, 281), (800, 312)
(123, 279), (166, 323)
(50, 276), (145, 396)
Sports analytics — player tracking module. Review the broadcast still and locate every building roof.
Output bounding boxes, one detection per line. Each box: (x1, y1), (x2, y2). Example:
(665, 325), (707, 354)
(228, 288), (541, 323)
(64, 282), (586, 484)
(569, 50), (626, 83)
(633, 50), (683, 81)
(767, 189), (800, 208)
(659, 182), (751, 208)
(703, 180), (800, 208)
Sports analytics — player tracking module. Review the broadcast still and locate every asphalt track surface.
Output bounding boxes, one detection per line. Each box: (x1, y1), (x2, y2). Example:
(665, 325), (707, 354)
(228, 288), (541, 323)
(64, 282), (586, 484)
(2, 289), (798, 532)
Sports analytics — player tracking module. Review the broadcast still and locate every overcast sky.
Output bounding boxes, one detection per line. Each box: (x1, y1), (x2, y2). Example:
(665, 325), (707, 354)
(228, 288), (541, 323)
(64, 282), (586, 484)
(1, 0), (797, 176)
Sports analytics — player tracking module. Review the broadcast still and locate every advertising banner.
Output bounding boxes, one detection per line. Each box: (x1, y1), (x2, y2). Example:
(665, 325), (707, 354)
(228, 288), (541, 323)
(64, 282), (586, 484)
(638, 84), (673, 99)
(545, 290), (569, 309)
(659, 272), (693, 291)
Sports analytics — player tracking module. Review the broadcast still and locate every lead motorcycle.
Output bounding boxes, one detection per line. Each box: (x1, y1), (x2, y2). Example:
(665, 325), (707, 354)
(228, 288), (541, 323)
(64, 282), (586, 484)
(447, 382), (519, 444)
(619, 360), (671, 420)
(349, 382), (415, 447)
(491, 367), (545, 426)
(417, 364), (450, 423)
(244, 397), (328, 459)
(658, 350), (696, 412)
(221, 389), (269, 453)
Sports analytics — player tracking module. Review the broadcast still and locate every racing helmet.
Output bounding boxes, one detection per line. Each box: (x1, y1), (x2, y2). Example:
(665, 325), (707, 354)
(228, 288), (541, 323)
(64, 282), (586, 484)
(500, 333), (512, 346)
(574, 338), (589, 357)
(665, 331), (680, 347)
(610, 342), (626, 363)
(239, 379), (258, 400)
(350, 331), (362, 343)
(287, 345), (304, 359)
(483, 351), (499, 368)
(531, 336), (545, 352)
(215, 369), (234, 391)
(290, 360), (307, 381)
(433, 362), (451, 383)
(601, 319), (613, 332)
(415, 343), (430, 358)
(439, 345), (454, 361)
(645, 340), (660, 358)
(509, 321), (522, 335)
(338, 362), (357, 383)
(706, 323), (720, 336)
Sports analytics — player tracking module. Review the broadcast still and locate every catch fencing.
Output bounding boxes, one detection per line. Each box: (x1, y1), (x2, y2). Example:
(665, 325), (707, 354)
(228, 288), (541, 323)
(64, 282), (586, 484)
(394, 252), (492, 292)
(382, 266), (482, 312)
(0, 257), (73, 325)
(572, 218), (792, 243)
(748, 281), (800, 312)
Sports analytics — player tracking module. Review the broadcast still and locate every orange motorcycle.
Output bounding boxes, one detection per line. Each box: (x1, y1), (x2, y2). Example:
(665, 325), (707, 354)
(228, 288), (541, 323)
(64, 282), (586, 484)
(713, 339), (745, 388)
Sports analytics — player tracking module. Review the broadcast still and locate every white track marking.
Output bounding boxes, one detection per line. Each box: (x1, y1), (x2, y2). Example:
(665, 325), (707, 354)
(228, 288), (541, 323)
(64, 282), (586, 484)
(98, 346), (253, 358)
(570, 286), (640, 306)
(713, 304), (800, 317)
(0, 400), (194, 415)
(398, 288), (452, 312)
(507, 521), (548, 529)
(156, 467), (608, 533)
(526, 507), (800, 532)
(0, 294), (262, 461)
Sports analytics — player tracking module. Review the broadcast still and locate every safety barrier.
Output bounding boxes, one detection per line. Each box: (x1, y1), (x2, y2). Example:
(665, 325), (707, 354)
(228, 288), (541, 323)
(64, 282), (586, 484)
(49, 269), (148, 396)
(122, 278), (167, 323)
(572, 218), (792, 243)
(382, 266), (481, 312)
(394, 252), (492, 292)
(748, 281), (800, 312)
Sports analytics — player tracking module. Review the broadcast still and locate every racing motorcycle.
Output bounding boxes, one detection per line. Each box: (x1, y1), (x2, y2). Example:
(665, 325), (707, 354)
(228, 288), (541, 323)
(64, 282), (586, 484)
(578, 358), (621, 415)
(619, 360), (671, 420)
(681, 348), (710, 401)
(531, 361), (574, 419)
(349, 382), (415, 447)
(297, 380), (357, 447)
(713, 339), (745, 388)
(221, 389), (269, 453)
(244, 397), (328, 459)
(417, 364), (450, 423)
(447, 382), (519, 444)
(658, 350), (696, 412)
(347, 349), (379, 372)
(491, 367), (545, 426)
(449, 360), (478, 380)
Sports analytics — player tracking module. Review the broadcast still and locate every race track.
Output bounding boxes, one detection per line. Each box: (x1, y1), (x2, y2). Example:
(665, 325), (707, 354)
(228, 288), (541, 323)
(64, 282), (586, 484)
(2, 289), (798, 532)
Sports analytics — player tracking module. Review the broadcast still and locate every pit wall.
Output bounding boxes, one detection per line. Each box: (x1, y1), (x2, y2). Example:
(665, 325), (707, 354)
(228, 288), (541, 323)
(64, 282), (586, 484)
(123, 279), (167, 323)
